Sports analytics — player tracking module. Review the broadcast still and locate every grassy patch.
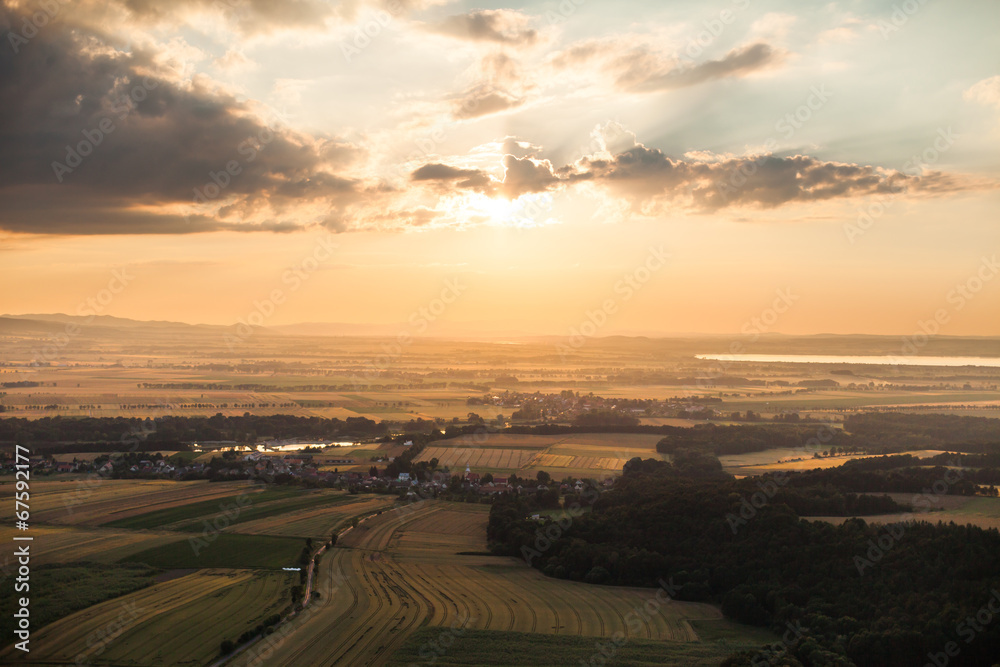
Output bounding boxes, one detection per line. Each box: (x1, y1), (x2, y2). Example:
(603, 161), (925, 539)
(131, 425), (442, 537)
(386, 628), (738, 666)
(690, 618), (780, 647)
(167, 451), (201, 465)
(121, 533), (307, 569)
(0, 562), (159, 647)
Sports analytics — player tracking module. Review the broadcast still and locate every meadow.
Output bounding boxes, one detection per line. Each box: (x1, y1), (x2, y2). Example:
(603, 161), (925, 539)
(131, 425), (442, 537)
(385, 628), (749, 666)
(122, 533), (308, 569)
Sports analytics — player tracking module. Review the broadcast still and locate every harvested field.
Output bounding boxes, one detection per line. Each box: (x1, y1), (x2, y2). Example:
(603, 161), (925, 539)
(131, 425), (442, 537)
(0, 525), (188, 566)
(414, 433), (665, 475)
(0, 569), (293, 666)
(0, 479), (257, 526)
(101, 486), (301, 529)
(230, 494), (397, 538)
(259, 501), (734, 667)
(812, 495), (1000, 531)
(417, 446), (537, 470)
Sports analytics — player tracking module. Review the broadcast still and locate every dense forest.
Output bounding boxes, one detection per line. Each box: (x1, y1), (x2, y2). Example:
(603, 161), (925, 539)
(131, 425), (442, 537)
(0, 414), (387, 451)
(488, 457), (1000, 666)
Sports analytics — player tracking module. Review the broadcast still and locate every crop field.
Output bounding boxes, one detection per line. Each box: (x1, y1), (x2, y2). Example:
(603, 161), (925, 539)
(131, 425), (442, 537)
(0, 563), (159, 644)
(727, 449), (946, 475)
(100, 486), (301, 529)
(415, 433), (666, 476)
(813, 495), (1000, 531)
(104, 488), (357, 532)
(385, 627), (761, 666)
(0, 479), (257, 526)
(0, 524), (188, 566)
(259, 501), (754, 667)
(122, 533), (308, 569)
(0, 569), (293, 666)
(229, 494), (398, 538)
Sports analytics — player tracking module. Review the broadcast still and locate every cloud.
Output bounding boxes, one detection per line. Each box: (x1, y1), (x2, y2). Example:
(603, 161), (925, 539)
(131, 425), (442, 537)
(612, 42), (780, 93)
(965, 76), (1000, 110)
(408, 127), (989, 220)
(409, 153), (557, 199)
(550, 39), (781, 93)
(427, 9), (538, 45)
(561, 143), (984, 211)
(411, 163), (493, 191)
(0, 6), (363, 234)
(449, 53), (530, 119)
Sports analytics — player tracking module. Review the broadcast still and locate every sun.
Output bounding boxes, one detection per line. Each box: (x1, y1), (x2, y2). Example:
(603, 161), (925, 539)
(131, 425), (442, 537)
(440, 191), (559, 229)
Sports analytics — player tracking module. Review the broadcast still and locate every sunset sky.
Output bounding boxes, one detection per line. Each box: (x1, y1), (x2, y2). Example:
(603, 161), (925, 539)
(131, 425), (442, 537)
(1, 0), (998, 336)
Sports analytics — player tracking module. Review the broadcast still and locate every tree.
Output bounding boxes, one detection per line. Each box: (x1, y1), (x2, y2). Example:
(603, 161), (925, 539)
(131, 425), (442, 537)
(536, 470), (551, 485)
(482, 473), (494, 484)
(220, 640), (235, 655)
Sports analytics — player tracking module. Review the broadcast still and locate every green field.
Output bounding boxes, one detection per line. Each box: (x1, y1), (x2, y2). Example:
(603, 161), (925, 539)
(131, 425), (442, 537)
(171, 491), (357, 531)
(690, 618), (780, 645)
(121, 533), (307, 569)
(100, 487), (301, 529)
(0, 563), (159, 645)
(386, 628), (749, 666)
(100, 570), (295, 665)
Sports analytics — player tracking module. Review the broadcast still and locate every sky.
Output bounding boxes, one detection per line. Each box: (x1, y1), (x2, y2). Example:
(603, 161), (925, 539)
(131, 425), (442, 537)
(1, 0), (998, 337)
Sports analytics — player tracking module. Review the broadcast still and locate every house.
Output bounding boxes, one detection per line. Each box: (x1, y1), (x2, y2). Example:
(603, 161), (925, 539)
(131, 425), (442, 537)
(398, 472), (411, 482)
(493, 476), (508, 486)
(56, 462), (75, 473)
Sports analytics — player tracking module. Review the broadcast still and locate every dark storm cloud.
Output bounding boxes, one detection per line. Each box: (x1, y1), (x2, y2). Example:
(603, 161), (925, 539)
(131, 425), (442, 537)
(0, 5), (362, 234)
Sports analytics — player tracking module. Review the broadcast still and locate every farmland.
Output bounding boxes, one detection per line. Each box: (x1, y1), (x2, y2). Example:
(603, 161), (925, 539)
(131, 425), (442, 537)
(0, 562), (159, 645)
(257, 501), (767, 666)
(385, 628), (747, 666)
(0, 569), (294, 666)
(813, 494), (1000, 532)
(0, 473), (393, 665)
(123, 533), (308, 569)
(719, 447), (949, 476)
(0, 524), (191, 566)
(415, 433), (667, 477)
(0, 479), (258, 526)
(228, 494), (397, 539)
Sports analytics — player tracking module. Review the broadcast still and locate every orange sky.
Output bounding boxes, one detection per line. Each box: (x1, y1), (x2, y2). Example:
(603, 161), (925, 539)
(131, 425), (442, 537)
(1, 0), (998, 336)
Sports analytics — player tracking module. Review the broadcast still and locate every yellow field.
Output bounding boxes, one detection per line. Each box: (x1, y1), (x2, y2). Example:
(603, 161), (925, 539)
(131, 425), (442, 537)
(0, 569), (293, 666)
(813, 495), (1000, 531)
(415, 433), (665, 476)
(0, 479), (257, 526)
(259, 501), (724, 667)
(725, 449), (948, 475)
(0, 524), (185, 566)
(229, 494), (398, 538)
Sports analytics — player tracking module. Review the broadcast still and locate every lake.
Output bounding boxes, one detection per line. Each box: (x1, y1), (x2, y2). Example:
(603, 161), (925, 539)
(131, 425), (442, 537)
(695, 354), (1000, 368)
